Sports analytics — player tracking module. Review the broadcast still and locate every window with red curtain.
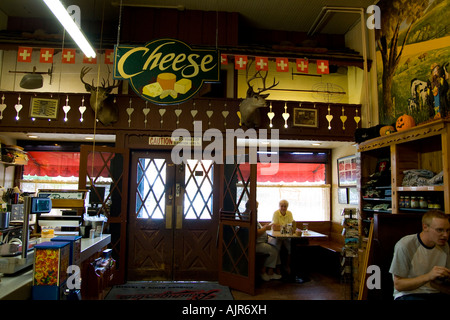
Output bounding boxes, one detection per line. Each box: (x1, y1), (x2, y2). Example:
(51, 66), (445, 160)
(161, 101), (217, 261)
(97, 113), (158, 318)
(24, 151), (81, 177)
(239, 162), (325, 183)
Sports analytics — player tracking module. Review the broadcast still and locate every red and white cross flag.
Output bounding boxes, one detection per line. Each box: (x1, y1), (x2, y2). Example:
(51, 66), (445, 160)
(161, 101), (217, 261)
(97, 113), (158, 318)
(220, 54), (228, 65)
(255, 57), (269, 71)
(83, 53), (97, 64)
(234, 55), (248, 70)
(296, 58), (309, 73)
(316, 60), (329, 74)
(104, 49), (114, 65)
(62, 49), (76, 64)
(17, 47), (33, 63)
(40, 48), (54, 63)
(276, 57), (289, 72)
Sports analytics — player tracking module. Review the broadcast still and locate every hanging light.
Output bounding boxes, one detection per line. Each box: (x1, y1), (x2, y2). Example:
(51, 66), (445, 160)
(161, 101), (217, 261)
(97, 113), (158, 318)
(267, 101), (275, 128)
(282, 102), (290, 128)
(42, 0), (96, 58)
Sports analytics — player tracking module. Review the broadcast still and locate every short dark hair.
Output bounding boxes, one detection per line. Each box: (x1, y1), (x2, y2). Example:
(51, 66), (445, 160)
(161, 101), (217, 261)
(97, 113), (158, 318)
(422, 210), (448, 226)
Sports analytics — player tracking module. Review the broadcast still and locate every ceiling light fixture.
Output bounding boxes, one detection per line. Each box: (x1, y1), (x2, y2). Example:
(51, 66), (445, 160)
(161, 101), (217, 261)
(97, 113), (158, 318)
(42, 0), (96, 58)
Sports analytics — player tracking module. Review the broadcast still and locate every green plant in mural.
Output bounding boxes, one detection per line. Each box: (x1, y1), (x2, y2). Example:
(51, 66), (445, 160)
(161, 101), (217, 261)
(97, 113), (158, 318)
(376, 0), (430, 122)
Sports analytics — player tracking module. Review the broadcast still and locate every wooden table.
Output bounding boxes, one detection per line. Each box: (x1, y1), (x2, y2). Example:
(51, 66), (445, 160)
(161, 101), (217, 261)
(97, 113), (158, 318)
(266, 229), (328, 283)
(267, 229), (328, 240)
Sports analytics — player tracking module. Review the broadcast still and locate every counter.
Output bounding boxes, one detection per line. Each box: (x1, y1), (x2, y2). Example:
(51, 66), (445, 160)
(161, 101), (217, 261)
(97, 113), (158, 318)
(0, 234), (111, 300)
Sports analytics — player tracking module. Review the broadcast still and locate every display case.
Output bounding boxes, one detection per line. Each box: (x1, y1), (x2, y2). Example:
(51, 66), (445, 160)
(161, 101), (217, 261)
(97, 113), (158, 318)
(51, 235), (82, 266)
(358, 119), (450, 217)
(32, 241), (70, 300)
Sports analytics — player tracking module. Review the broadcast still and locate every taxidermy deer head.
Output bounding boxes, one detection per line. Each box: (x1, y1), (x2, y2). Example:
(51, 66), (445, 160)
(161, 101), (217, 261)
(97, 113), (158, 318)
(80, 66), (120, 126)
(238, 60), (279, 128)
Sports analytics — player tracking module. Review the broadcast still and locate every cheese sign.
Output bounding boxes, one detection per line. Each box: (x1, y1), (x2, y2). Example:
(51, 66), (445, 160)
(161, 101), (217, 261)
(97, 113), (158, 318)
(114, 39), (220, 105)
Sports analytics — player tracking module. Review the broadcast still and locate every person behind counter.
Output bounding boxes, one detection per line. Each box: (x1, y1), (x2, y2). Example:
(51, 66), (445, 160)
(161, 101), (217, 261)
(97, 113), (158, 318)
(389, 210), (450, 300)
(269, 199), (294, 274)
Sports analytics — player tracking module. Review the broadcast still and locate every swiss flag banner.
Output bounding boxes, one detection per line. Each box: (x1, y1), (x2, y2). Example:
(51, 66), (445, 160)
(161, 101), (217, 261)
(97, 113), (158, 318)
(40, 48), (54, 63)
(316, 60), (329, 74)
(220, 54), (228, 65)
(62, 49), (76, 64)
(276, 57), (289, 72)
(104, 49), (114, 65)
(17, 47), (33, 63)
(296, 58), (309, 73)
(234, 55), (248, 70)
(83, 54), (97, 64)
(255, 57), (268, 71)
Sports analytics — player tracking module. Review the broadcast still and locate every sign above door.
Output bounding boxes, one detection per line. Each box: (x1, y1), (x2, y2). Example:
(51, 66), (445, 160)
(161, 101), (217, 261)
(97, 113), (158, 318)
(114, 39), (220, 105)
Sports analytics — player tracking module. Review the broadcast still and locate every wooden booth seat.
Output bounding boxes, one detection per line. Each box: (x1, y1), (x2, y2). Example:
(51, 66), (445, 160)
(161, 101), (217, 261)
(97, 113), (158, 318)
(294, 221), (344, 277)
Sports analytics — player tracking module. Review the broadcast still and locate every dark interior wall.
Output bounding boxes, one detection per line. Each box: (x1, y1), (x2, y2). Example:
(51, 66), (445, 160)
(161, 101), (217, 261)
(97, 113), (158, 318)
(5, 7), (345, 50)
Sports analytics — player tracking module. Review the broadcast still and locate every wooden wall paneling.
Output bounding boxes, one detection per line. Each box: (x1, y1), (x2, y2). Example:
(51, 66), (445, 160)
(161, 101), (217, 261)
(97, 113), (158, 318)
(0, 91), (359, 142)
(154, 9), (180, 39)
(185, 10), (204, 45)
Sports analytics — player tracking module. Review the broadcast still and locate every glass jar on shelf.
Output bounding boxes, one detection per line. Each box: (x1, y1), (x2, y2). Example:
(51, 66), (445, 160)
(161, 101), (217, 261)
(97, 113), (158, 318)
(404, 196), (410, 208)
(399, 196), (405, 208)
(411, 196), (418, 208)
(419, 196), (427, 209)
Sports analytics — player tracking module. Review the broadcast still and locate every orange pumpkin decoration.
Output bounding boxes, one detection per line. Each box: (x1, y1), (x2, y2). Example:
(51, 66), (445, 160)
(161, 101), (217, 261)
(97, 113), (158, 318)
(379, 125), (395, 135)
(396, 114), (415, 132)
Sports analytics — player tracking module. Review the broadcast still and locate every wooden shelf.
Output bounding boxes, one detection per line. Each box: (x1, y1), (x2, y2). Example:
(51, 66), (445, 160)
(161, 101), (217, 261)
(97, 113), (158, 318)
(396, 186), (444, 192)
(362, 197), (392, 201)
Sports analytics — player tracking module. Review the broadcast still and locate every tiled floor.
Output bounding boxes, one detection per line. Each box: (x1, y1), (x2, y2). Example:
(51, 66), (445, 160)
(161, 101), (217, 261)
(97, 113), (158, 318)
(232, 272), (352, 300)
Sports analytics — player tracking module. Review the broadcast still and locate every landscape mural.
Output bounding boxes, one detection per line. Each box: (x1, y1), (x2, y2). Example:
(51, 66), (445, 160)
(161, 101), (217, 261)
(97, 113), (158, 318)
(377, 0), (450, 126)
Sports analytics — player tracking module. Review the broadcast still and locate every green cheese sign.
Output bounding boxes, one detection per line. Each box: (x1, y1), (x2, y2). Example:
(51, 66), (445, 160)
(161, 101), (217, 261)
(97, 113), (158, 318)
(114, 39), (220, 105)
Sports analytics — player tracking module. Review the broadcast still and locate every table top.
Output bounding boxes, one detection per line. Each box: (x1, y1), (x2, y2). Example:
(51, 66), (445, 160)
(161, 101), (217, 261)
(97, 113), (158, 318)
(267, 229), (328, 239)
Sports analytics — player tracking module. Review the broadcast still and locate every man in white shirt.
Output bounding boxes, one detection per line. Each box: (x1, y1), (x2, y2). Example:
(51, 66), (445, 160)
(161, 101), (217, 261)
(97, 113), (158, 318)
(389, 210), (450, 300)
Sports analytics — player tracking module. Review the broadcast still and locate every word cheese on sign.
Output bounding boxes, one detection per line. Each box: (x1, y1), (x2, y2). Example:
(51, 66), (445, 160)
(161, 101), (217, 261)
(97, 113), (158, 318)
(114, 39), (220, 105)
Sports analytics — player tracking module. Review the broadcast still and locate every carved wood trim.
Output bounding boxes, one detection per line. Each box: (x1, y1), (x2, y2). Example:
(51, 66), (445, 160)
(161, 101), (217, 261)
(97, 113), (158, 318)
(358, 119), (449, 152)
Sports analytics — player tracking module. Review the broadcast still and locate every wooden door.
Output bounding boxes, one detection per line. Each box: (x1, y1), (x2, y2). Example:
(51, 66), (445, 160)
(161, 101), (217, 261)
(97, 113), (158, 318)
(127, 151), (218, 281)
(79, 145), (129, 284)
(218, 159), (257, 295)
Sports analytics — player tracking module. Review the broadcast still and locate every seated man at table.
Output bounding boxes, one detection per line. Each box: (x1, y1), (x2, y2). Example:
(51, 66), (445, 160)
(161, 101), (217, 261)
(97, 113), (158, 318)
(269, 199), (294, 274)
(389, 210), (450, 300)
(246, 201), (282, 281)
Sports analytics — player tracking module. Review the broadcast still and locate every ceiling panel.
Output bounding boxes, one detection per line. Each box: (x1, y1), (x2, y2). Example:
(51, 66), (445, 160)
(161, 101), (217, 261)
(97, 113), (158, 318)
(0, 0), (377, 34)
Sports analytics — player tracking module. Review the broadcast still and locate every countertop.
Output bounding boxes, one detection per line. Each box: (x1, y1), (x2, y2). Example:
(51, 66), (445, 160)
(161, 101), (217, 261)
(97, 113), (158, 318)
(0, 234), (111, 300)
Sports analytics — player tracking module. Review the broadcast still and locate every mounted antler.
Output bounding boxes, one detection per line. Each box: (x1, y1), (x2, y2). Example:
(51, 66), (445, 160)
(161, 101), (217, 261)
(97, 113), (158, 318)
(239, 60), (279, 128)
(246, 60), (279, 97)
(80, 66), (121, 126)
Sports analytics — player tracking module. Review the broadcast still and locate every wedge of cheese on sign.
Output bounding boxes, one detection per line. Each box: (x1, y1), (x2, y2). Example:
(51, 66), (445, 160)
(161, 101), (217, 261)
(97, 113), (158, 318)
(157, 73), (176, 90)
(143, 82), (163, 97)
(174, 78), (192, 94)
(160, 90), (178, 99)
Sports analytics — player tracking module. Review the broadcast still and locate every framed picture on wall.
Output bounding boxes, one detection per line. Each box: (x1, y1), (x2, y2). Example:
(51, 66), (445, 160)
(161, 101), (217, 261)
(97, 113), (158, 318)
(29, 97), (59, 119)
(348, 187), (359, 205)
(293, 108), (318, 128)
(338, 188), (348, 204)
(337, 155), (357, 187)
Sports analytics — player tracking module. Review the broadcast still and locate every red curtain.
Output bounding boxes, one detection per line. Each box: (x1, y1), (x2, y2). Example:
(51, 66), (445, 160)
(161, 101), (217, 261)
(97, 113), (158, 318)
(24, 151), (81, 177)
(239, 162), (325, 183)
